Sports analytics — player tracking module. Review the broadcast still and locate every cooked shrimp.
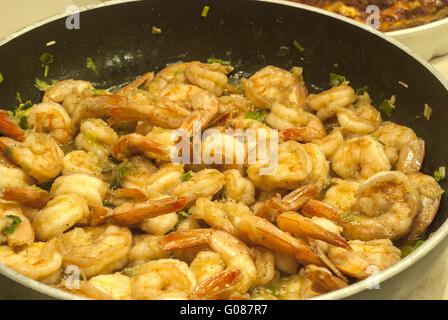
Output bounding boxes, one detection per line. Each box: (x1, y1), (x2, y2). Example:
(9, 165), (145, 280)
(117, 72), (154, 96)
(43, 79), (94, 104)
(299, 265), (348, 294)
(328, 239), (401, 279)
(373, 121), (424, 174)
(62, 150), (104, 178)
(343, 171), (420, 241)
(277, 211), (350, 249)
(107, 196), (188, 226)
(314, 127), (344, 159)
(323, 178), (360, 213)
(0, 239), (62, 284)
(0, 201), (34, 247)
(162, 229), (257, 294)
(27, 102), (75, 145)
(171, 169), (225, 206)
(222, 169), (255, 206)
(184, 61), (233, 96)
(145, 62), (191, 97)
(218, 95), (255, 116)
(307, 84), (356, 120)
(110, 133), (171, 161)
(0, 132), (64, 184)
(242, 66), (308, 109)
(75, 119), (119, 161)
(33, 194), (89, 241)
(254, 183), (322, 221)
(0, 110), (25, 142)
(88, 273), (134, 300)
(59, 225), (132, 277)
(337, 104), (381, 135)
(404, 173), (444, 242)
(140, 212), (179, 235)
(0, 162), (34, 191)
(332, 136), (391, 180)
(302, 143), (330, 185)
(190, 250), (226, 284)
(51, 173), (109, 207)
(129, 235), (170, 264)
(247, 140), (312, 191)
(250, 246), (276, 286)
(1, 186), (50, 209)
(133, 259), (196, 300)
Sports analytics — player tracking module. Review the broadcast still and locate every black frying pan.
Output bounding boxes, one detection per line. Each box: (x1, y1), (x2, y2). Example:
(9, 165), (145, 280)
(0, 0), (447, 300)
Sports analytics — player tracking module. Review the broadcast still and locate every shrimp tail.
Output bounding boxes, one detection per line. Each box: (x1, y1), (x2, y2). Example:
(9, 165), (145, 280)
(301, 199), (342, 222)
(1, 187), (51, 209)
(277, 212), (350, 250)
(191, 269), (242, 300)
(111, 133), (171, 160)
(111, 196), (189, 226)
(116, 72), (154, 96)
(0, 110), (26, 142)
(280, 127), (324, 142)
(161, 229), (212, 251)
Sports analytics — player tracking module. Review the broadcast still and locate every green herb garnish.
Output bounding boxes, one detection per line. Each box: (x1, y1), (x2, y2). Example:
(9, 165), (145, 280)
(434, 166), (446, 182)
(14, 100), (34, 130)
(371, 135), (385, 146)
(245, 111), (267, 123)
(86, 57), (98, 76)
(220, 188), (227, 200)
(117, 161), (133, 184)
(34, 78), (52, 91)
(16, 92), (22, 104)
(292, 40), (304, 52)
(356, 86), (368, 96)
(201, 5), (210, 17)
(379, 99), (396, 117)
(329, 73), (346, 87)
(152, 26), (162, 34)
(207, 58), (231, 66)
(93, 89), (110, 95)
(401, 240), (425, 257)
(0, 72), (3, 85)
(1, 215), (22, 235)
(40, 52), (54, 67)
(182, 171), (193, 182)
(423, 103), (432, 120)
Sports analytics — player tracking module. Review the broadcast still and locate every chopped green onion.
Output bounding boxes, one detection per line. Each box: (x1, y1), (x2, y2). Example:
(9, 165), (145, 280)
(379, 99), (396, 117)
(6, 111), (14, 118)
(401, 240), (425, 257)
(16, 92), (22, 104)
(46, 41), (56, 47)
(423, 103), (432, 120)
(292, 40), (304, 52)
(201, 5), (210, 17)
(34, 78), (52, 91)
(371, 135), (385, 146)
(14, 100), (34, 130)
(356, 86), (368, 96)
(0, 72), (3, 85)
(329, 73), (346, 87)
(44, 65), (50, 78)
(94, 89), (111, 95)
(40, 52), (54, 67)
(122, 265), (143, 277)
(1, 215), (22, 235)
(220, 188), (227, 200)
(182, 171), (193, 182)
(245, 111), (267, 123)
(434, 167), (446, 182)
(31, 185), (49, 194)
(86, 57), (98, 76)
(152, 26), (162, 35)
(117, 161), (133, 185)
(207, 58), (231, 66)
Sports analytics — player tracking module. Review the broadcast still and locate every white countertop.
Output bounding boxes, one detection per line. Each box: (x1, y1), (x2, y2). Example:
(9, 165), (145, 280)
(1, 0), (448, 300)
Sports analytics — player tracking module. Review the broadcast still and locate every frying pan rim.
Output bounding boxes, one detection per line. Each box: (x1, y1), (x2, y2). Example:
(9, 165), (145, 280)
(0, 0), (447, 300)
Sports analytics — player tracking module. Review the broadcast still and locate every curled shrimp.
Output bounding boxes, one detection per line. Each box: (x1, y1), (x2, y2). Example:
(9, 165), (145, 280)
(242, 66), (308, 109)
(0, 239), (62, 284)
(62, 150), (104, 178)
(88, 272), (134, 300)
(373, 121), (424, 174)
(218, 95), (255, 116)
(184, 61), (233, 96)
(27, 102), (75, 145)
(190, 250), (226, 284)
(33, 194), (89, 241)
(247, 140), (312, 191)
(222, 169), (255, 206)
(404, 173), (444, 243)
(266, 103), (326, 142)
(332, 136), (391, 180)
(250, 246), (276, 286)
(59, 225), (133, 277)
(75, 119), (119, 161)
(191, 269), (245, 300)
(343, 171), (420, 241)
(0, 110), (25, 142)
(328, 239), (401, 279)
(314, 127), (344, 159)
(307, 84), (356, 120)
(133, 259), (197, 300)
(336, 104), (381, 135)
(43, 79), (94, 104)
(162, 229), (257, 294)
(0, 132), (64, 184)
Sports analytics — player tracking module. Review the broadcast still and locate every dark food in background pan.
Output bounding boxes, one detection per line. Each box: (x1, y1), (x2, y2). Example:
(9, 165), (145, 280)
(290, 0), (448, 31)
